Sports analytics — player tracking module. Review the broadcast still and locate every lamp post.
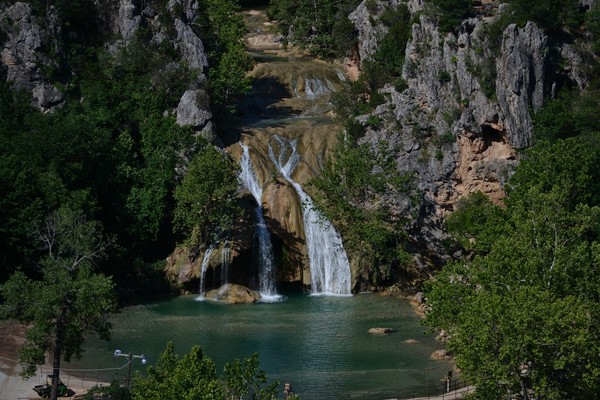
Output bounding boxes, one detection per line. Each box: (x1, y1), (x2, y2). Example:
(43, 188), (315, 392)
(114, 349), (147, 389)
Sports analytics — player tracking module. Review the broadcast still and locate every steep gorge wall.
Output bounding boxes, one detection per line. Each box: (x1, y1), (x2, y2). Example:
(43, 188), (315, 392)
(0, 0), (213, 136)
(348, 0), (589, 265)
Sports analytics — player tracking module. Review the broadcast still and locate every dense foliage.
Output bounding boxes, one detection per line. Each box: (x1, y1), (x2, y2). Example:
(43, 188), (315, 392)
(0, 0), (249, 289)
(0, 207), (117, 400)
(173, 146), (240, 245)
(130, 342), (279, 400)
(428, 0), (475, 33)
(425, 113), (600, 397)
(268, 0), (361, 57)
(192, 0), (255, 114)
(311, 135), (417, 287)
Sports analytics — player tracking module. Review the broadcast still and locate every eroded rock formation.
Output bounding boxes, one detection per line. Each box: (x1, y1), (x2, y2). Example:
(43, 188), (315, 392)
(347, 0), (587, 265)
(0, 2), (64, 111)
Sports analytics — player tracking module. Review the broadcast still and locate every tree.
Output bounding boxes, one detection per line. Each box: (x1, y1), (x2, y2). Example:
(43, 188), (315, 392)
(505, 0), (583, 34)
(429, 0), (475, 33)
(0, 207), (116, 400)
(131, 342), (279, 400)
(268, 0), (361, 57)
(131, 343), (222, 400)
(311, 136), (416, 287)
(194, 0), (255, 115)
(424, 138), (600, 398)
(173, 145), (240, 245)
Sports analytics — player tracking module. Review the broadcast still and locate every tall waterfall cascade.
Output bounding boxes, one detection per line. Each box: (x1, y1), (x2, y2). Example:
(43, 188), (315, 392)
(268, 135), (352, 296)
(239, 144), (280, 300)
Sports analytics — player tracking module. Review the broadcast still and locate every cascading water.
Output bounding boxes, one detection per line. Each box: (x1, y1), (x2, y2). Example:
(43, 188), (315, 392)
(197, 243), (217, 300)
(239, 144), (280, 300)
(268, 135), (352, 296)
(221, 240), (230, 285)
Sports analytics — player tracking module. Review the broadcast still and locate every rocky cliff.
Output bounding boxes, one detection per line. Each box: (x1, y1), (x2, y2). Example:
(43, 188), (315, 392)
(3, 0), (596, 294)
(0, 0), (212, 136)
(347, 0), (592, 265)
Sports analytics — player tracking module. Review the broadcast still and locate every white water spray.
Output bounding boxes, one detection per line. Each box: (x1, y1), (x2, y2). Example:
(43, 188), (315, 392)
(197, 243), (217, 300)
(268, 135), (352, 295)
(239, 144), (279, 299)
(221, 240), (230, 285)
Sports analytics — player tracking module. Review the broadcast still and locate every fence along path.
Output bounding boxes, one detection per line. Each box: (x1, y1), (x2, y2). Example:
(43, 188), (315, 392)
(2, 355), (124, 400)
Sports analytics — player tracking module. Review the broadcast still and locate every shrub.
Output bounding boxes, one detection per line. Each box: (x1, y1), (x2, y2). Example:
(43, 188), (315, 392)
(438, 70), (452, 83)
(430, 0), (475, 33)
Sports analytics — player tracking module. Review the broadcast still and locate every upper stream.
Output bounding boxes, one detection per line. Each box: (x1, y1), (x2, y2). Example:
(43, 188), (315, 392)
(225, 8), (353, 295)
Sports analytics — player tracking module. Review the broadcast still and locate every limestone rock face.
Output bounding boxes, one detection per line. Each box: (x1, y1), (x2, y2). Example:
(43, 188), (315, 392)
(0, 2), (64, 111)
(0, 0), (213, 137)
(496, 22), (547, 149)
(205, 283), (261, 303)
(174, 17), (208, 70)
(346, 3), (586, 266)
(115, 0), (141, 43)
(176, 88), (213, 135)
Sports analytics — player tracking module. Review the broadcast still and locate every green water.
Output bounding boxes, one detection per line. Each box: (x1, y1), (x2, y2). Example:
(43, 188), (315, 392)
(67, 293), (451, 398)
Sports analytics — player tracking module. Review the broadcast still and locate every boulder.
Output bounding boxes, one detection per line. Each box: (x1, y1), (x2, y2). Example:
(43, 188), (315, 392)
(430, 349), (451, 360)
(205, 283), (261, 304)
(368, 327), (393, 335)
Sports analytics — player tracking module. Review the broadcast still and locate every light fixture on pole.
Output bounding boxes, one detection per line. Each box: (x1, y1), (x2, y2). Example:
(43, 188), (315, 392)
(114, 349), (147, 389)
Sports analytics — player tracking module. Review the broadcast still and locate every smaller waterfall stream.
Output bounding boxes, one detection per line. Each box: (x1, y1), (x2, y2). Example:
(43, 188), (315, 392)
(221, 240), (230, 285)
(239, 144), (281, 300)
(197, 243), (217, 300)
(268, 135), (352, 295)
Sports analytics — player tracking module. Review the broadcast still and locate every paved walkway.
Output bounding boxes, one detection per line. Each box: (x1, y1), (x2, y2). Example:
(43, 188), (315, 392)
(402, 385), (475, 400)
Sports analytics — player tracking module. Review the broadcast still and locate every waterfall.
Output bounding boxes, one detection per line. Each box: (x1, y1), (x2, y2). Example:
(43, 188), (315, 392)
(292, 77), (334, 100)
(197, 243), (217, 300)
(221, 240), (230, 285)
(268, 135), (352, 296)
(239, 144), (280, 300)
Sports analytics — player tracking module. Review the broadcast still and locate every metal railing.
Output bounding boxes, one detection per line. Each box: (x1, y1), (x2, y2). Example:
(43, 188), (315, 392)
(285, 379), (474, 400)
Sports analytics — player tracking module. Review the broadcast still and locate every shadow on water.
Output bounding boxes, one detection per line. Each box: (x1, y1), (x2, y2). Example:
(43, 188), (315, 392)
(237, 75), (300, 121)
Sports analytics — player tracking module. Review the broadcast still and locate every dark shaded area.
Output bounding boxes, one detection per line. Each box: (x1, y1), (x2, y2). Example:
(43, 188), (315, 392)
(237, 76), (299, 121)
(239, 0), (270, 8)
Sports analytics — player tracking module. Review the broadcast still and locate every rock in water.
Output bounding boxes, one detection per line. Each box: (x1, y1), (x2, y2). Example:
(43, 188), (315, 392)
(368, 327), (393, 335)
(205, 283), (262, 304)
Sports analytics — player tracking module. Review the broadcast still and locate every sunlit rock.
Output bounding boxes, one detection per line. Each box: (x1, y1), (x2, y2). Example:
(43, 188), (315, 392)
(205, 283), (261, 304)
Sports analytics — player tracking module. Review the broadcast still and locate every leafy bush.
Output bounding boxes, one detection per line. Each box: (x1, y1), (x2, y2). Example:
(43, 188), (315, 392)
(438, 70), (452, 83)
(269, 0), (361, 57)
(310, 136), (416, 286)
(587, 3), (600, 55)
(131, 343), (279, 400)
(505, 0), (583, 34)
(429, 0), (474, 33)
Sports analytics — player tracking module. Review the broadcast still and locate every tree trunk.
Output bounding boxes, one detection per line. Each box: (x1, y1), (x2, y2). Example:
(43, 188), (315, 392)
(50, 311), (65, 400)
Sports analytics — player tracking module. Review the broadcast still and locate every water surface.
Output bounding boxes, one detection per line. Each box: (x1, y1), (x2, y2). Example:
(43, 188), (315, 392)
(68, 294), (452, 398)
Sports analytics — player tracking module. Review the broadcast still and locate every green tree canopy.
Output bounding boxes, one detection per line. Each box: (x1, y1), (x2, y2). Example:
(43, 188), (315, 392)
(269, 0), (360, 57)
(173, 145), (240, 245)
(425, 137), (600, 398)
(131, 342), (279, 400)
(311, 135), (416, 287)
(0, 207), (117, 400)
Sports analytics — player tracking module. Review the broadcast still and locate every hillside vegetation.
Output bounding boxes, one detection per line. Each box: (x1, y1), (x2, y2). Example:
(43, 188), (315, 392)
(270, 0), (600, 396)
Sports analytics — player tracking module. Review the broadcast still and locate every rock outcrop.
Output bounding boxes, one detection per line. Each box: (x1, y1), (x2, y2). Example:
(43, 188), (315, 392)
(496, 22), (547, 149)
(0, 2), (64, 111)
(347, 0), (587, 266)
(368, 327), (393, 335)
(205, 283), (262, 303)
(0, 0), (213, 136)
